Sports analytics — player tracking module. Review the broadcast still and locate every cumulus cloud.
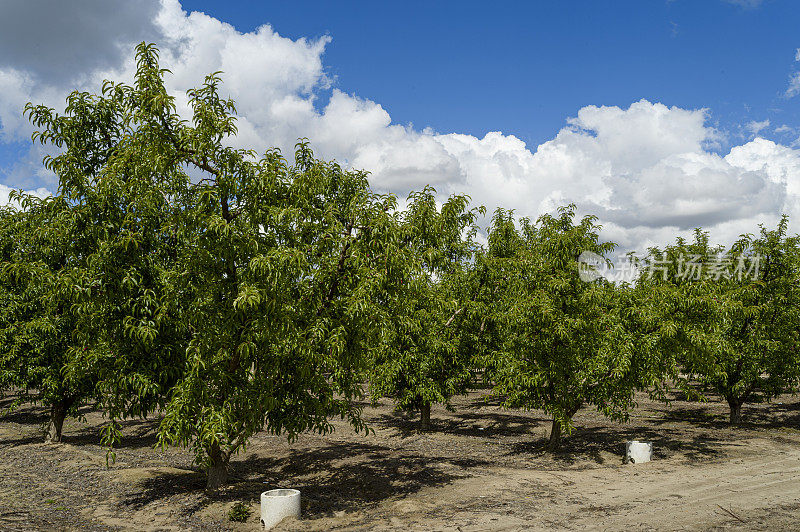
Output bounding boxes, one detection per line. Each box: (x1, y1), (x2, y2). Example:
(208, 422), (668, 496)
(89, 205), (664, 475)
(417, 101), (795, 250)
(1, 0), (800, 253)
(0, 0), (160, 85)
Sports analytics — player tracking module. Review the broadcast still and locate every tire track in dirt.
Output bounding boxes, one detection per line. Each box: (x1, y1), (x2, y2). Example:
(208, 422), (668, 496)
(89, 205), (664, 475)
(526, 438), (800, 530)
(375, 438), (800, 531)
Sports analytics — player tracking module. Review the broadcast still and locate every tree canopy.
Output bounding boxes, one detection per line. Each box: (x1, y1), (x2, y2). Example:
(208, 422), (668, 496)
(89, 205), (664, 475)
(368, 186), (483, 430)
(488, 206), (651, 447)
(642, 221), (800, 423)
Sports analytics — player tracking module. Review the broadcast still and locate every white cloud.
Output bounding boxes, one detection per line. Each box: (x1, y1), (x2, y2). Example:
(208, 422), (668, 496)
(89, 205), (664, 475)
(0, 183), (51, 209)
(722, 0), (765, 8)
(786, 72), (800, 98)
(786, 48), (800, 98)
(423, 102), (790, 250)
(0, 0), (160, 85)
(1, 0), (800, 253)
(746, 119), (770, 137)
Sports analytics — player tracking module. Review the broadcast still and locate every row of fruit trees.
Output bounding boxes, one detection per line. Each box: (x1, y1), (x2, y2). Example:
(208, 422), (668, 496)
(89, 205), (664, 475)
(2, 44), (799, 490)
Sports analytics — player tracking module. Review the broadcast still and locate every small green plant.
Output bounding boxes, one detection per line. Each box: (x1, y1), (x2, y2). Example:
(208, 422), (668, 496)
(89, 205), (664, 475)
(228, 501), (250, 522)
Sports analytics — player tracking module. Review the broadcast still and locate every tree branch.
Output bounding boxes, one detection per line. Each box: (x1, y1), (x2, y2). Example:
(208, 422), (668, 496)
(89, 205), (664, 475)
(317, 222), (354, 316)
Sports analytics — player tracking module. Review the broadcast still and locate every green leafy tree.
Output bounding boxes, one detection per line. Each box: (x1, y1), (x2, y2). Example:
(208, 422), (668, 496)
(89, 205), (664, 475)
(19, 43), (405, 489)
(369, 187), (483, 430)
(1, 44), (188, 443)
(158, 134), (401, 489)
(642, 220), (800, 424)
(489, 205), (647, 448)
(0, 197), (97, 442)
(34, 77), (190, 449)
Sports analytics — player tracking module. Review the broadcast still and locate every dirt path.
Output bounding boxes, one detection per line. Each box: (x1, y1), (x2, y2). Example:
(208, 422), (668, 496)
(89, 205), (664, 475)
(578, 439), (800, 529)
(520, 437), (800, 530)
(291, 437), (800, 531)
(2, 390), (800, 530)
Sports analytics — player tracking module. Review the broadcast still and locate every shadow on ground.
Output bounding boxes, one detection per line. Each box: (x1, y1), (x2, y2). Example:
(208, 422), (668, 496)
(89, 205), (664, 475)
(125, 441), (486, 518)
(509, 424), (725, 466)
(375, 409), (547, 439)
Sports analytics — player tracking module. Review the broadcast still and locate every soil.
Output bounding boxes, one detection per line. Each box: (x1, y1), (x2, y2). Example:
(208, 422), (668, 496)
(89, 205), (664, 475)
(2, 388), (800, 531)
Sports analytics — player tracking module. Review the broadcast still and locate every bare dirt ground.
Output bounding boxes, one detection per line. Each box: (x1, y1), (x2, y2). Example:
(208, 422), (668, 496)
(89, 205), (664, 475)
(2, 388), (800, 531)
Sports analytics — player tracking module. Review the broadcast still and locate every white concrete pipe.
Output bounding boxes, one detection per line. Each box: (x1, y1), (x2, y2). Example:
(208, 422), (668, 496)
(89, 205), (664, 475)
(260, 489), (300, 530)
(625, 441), (652, 464)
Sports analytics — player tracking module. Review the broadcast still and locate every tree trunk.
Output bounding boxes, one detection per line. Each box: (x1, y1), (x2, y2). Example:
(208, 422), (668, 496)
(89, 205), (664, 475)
(548, 416), (562, 450)
(45, 399), (70, 443)
(206, 443), (230, 491)
(419, 402), (431, 431)
(728, 398), (743, 425)
(548, 404), (580, 450)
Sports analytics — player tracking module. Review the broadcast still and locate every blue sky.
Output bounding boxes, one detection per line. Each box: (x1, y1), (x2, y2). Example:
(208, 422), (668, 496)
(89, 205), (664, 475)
(1, 0), (799, 251)
(181, 0), (800, 149)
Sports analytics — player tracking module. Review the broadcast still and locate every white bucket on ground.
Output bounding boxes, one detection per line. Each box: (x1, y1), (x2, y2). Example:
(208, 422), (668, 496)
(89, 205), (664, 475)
(260, 489), (300, 530)
(625, 441), (652, 464)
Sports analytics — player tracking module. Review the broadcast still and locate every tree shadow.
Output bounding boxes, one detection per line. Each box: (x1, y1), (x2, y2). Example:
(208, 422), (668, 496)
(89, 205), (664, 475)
(67, 416), (162, 450)
(0, 434), (44, 446)
(469, 393), (506, 407)
(745, 399), (800, 429)
(0, 391), (21, 408)
(0, 405), (49, 426)
(123, 440), (487, 518)
(653, 406), (731, 429)
(509, 424), (724, 466)
(373, 408), (545, 439)
(650, 386), (800, 431)
(653, 399), (800, 431)
(439, 411), (546, 438)
(0, 415), (165, 449)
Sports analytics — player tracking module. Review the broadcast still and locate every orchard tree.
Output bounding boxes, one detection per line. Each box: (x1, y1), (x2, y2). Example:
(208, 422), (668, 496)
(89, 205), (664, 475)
(22, 42), (405, 488)
(158, 135), (402, 489)
(489, 205), (648, 448)
(642, 220), (800, 424)
(0, 195), (97, 442)
(65, 44), (401, 489)
(369, 187), (483, 430)
(463, 208), (523, 395)
(10, 46), (193, 446)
